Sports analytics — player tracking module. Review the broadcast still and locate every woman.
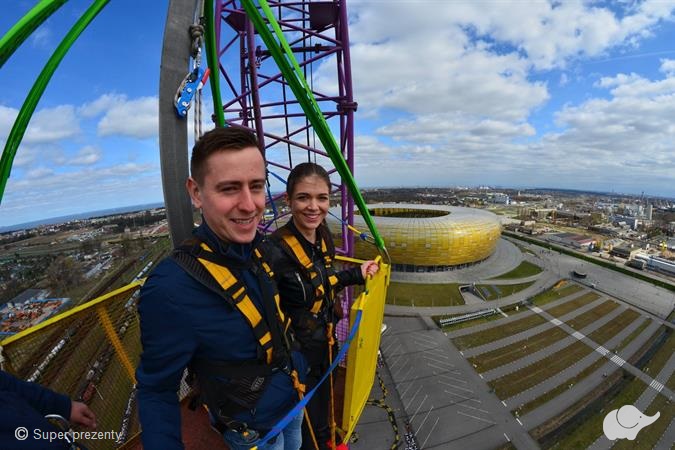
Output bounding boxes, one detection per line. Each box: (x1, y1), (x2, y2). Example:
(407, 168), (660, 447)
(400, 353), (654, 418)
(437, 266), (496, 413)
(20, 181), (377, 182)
(265, 162), (379, 450)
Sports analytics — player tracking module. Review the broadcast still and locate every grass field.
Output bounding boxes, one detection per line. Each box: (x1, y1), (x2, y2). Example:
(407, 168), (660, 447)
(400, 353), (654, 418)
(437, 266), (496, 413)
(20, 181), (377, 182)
(490, 340), (595, 399)
(545, 292), (599, 318)
(475, 281), (535, 300)
(512, 356), (608, 417)
(615, 319), (652, 352)
(530, 284), (584, 307)
(470, 326), (568, 372)
(566, 301), (618, 330)
(549, 376), (648, 449)
(452, 313), (548, 350)
(491, 261), (543, 279)
(386, 282), (464, 306)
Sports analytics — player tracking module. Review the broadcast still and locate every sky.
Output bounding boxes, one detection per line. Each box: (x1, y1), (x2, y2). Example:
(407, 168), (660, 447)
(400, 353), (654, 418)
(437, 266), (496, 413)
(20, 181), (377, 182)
(2, 0), (675, 227)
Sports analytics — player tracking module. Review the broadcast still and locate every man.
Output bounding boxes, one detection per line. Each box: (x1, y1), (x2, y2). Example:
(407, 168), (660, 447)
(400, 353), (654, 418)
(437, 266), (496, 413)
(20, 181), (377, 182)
(1, 370), (97, 449)
(136, 127), (304, 450)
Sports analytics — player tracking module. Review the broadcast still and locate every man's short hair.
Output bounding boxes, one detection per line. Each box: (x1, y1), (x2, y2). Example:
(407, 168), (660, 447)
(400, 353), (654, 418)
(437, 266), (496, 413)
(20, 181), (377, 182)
(190, 127), (262, 184)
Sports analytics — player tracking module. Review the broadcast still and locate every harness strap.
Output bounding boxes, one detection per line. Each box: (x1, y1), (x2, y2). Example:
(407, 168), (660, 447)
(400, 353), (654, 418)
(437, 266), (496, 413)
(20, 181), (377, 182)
(276, 227), (339, 315)
(196, 242), (276, 363)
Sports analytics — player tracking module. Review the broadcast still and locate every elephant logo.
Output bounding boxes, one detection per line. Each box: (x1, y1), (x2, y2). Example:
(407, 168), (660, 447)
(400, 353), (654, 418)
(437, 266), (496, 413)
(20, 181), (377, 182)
(603, 405), (660, 440)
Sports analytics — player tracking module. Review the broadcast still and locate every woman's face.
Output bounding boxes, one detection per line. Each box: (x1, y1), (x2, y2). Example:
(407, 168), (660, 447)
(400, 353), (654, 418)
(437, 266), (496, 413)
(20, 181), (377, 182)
(288, 174), (330, 238)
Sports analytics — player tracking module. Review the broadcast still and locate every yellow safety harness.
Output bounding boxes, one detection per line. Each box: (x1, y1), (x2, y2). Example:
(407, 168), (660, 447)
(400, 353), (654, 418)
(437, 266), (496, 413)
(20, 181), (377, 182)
(275, 227), (339, 315)
(171, 238), (305, 434)
(194, 242), (289, 363)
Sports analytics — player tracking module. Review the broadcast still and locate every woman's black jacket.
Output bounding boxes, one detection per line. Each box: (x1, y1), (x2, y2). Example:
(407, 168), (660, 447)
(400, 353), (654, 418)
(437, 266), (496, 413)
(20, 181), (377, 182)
(263, 221), (364, 363)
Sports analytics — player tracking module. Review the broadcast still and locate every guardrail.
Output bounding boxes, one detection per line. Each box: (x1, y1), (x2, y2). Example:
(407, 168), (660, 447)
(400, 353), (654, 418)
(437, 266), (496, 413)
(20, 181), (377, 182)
(1, 281), (143, 450)
(0, 255), (391, 449)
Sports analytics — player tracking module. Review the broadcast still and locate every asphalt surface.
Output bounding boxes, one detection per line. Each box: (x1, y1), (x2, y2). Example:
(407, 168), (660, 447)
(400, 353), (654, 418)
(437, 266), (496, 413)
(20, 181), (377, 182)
(357, 236), (674, 449)
(370, 315), (539, 450)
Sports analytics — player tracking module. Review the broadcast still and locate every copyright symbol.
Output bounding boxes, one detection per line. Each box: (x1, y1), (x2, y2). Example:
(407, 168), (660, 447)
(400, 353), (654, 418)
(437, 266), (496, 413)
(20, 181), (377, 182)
(15, 427), (28, 440)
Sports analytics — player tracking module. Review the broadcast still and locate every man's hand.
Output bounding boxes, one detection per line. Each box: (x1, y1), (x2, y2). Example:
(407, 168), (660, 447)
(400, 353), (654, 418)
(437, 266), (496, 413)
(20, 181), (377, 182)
(70, 401), (97, 429)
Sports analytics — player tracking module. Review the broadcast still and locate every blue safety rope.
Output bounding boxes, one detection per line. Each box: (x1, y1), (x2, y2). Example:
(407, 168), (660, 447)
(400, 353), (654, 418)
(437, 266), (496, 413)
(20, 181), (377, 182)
(327, 210), (373, 243)
(264, 171), (279, 232)
(254, 310), (363, 448)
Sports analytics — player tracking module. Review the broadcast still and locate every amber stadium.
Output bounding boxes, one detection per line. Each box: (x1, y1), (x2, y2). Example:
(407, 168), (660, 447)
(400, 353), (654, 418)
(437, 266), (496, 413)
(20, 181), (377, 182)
(328, 204), (502, 272)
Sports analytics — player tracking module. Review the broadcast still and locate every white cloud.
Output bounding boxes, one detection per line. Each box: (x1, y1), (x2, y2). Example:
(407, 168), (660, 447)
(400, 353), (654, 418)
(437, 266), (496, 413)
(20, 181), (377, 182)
(1, 162), (162, 226)
(0, 105), (18, 138)
(79, 94), (159, 139)
(97, 96), (158, 138)
(78, 93), (127, 118)
(660, 58), (675, 76)
(69, 145), (102, 165)
(30, 27), (52, 49)
(24, 105), (81, 144)
(26, 167), (54, 179)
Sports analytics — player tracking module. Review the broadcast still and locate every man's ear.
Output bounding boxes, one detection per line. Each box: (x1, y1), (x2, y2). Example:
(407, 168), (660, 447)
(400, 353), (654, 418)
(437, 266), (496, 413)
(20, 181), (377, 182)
(283, 192), (289, 206)
(186, 177), (202, 209)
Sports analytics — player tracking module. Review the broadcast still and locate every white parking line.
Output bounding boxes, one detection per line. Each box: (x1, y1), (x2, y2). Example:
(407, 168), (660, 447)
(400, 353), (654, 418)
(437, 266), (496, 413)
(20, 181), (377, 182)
(398, 364), (414, 381)
(400, 381), (415, 398)
(516, 418), (523, 426)
(440, 374), (468, 384)
(422, 355), (455, 368)
(501, 400), (507, 407)
(410, 395), (428, 422)
(443, 390), (473, 401)
(424, 350), (451, 360)
(405, 385), (423, 409)
(459, 403), (490, 414)
(504, 433), (510, 442)
(428, 362), (453, 372)
(457, 410), (495, 425)
(415, 405), (434, 432)
(438, 380), (473, 393)
(479, 373), (484, 379)
(421, 417), (440, 449)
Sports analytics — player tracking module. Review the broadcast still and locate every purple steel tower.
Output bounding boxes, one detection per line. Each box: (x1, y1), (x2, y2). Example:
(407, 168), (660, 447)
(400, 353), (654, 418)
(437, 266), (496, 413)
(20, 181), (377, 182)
(214, 0), (357, 257)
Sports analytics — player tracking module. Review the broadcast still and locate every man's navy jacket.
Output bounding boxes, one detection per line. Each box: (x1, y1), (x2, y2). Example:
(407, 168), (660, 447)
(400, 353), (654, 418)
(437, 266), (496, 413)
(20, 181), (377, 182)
(136, 223), (303, 450)
(0, 370), (72, 449)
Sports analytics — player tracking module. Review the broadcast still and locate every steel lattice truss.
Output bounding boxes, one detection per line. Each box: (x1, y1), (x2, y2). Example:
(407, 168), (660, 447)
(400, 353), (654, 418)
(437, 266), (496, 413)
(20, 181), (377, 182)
(215, 0), (357, 256)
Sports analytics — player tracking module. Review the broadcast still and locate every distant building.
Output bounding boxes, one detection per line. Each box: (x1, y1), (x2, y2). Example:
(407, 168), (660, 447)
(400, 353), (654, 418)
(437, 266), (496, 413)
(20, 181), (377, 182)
(547, 232), (596, 249)
(645, 204), (653, 220)
(610, 246), (641, 259)
(612, 215), (639, 230)
(490, 193), (510, 204)
(635, 254), (675, 276)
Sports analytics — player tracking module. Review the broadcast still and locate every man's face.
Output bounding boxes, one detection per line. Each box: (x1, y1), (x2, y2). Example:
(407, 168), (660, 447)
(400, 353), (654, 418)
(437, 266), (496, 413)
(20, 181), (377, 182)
(186, 146), (266, 244)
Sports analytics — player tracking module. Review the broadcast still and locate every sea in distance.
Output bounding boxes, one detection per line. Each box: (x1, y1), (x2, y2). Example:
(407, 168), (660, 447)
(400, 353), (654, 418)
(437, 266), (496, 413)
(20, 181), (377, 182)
(1, 202), (165, 234)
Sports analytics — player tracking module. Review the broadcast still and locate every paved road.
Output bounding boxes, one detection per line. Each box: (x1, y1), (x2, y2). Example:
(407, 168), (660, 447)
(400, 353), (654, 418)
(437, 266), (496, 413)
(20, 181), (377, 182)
(376, 315), (539, 449)
(362, 234), (674, 448)
(387, 238), (674, 321)
(514, 239), (675, 319)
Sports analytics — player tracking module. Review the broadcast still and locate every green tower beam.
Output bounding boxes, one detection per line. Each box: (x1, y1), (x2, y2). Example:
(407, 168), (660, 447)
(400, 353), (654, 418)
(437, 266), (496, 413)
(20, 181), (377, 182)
(240, 0), (385, 250)
(0, 0), (110, 204)
(0, 0), (68, 69)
